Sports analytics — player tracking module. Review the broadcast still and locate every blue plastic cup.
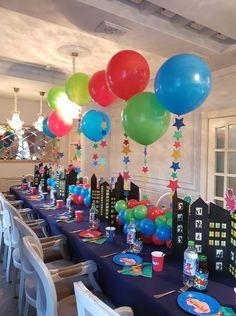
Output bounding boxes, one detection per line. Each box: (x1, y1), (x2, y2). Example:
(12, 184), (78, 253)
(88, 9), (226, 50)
(105, 226), (116, 242)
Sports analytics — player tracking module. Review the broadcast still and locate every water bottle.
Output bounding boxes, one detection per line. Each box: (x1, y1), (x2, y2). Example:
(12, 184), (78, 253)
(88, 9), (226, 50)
(183, 240), (198, 287)
(126, 219), (136, 252)
(89, 202), (97, 229)
(66, 195), (72, 209)
(50, 189), (56, 206)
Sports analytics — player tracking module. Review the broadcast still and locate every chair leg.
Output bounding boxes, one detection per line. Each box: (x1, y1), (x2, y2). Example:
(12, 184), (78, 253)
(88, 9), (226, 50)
(23, 300), (29, 316)
(0, 230), (3, 262)
(3, 244), (8, 270)
(18, 271), (25, 316)
(12, 266), (18, 297)
(6, 245), (12, 283)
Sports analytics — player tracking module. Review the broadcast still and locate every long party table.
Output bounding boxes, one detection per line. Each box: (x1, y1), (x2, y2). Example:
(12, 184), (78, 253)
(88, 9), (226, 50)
(11, 187), (236, 316)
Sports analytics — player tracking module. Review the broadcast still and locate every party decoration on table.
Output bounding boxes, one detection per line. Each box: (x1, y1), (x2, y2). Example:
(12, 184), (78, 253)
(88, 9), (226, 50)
(154, 54), (212, 115)
(122, 92), (170, 146)
(225, 188), (236, 213)
(167, 116), (185, 193)
(65, 72), (91, 106)
(88, 70), (117, 107)
(177, 291), (220, 315)
(79, 230), (102, 238)
(42, 117), (56, 139)
(113, 253), (143, 266)
(106, 50), (150, 101)
(121, 133), (131, 191)
(81, 110), (111, 142)
(118, 262), (152, 278)
(70, 183), (91, 207)
(91, 174), (140, 226)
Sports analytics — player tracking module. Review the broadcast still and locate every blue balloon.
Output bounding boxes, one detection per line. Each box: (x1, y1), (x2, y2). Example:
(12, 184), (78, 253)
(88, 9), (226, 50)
(123, 223), (129, 235)
(154, 54), (212, 115)
(134, 219), (141, 231)
(47, 178), (53, 186)
(81, 188), (89, 197)
(42, 117), (56, 139)
(156, 225), (172, 241)
(81, 110), (111, 142)
(69, 185), (76, 194)
(140, 218), (155, 236)
(84, 194), (91, 206)
(117, 209), (126, 224)
(74, 186), (81, 196)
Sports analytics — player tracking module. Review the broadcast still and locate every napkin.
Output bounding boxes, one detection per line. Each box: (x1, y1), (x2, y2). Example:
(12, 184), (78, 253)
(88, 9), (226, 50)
(82, 236), (107, 244)
(118, 262), (152, 278)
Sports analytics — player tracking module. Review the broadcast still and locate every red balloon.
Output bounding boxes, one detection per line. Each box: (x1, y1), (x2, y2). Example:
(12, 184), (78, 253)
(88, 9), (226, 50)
(106, 50), (150, 101)
(115, 215), (123, 226)
(141, 234), (152, 244)
(78, 195), (84, 205)
(139, 200), (152, 206)
(83, 184), (90, 189)
(152, 233), (165, 246)
(165, 239), (172, 248)
(48, 111), (73, 137)
(127, 199), (139, 209)
(72, 193), (79, 204)
(88, 70), (117, 107)
(147, 206), (160, 221)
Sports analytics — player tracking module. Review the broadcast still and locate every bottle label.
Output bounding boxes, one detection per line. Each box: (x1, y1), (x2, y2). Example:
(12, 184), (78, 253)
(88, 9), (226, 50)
(194, 272), (208, 291)
(183, 258), (197, 276)
(132, 239), (143, 254)
(127, 231), (135, 245)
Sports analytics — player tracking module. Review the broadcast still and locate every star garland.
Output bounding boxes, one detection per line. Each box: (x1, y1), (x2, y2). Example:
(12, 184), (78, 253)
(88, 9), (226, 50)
(167, 116), (185, 193)
(121, 133), (131, 193)
(142, 145), (149, 183)
(75, 116), (82, 180)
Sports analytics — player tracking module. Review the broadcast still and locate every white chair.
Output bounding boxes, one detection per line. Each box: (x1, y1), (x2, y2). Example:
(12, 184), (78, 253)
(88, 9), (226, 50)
(156, 192), (172, 209)
(74, 281), (134, 316)
(22, 236), (101, 316)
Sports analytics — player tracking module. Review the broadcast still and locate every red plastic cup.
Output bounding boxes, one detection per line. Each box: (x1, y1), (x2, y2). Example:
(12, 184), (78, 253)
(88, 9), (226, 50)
(151, 251), (165, 272)
(75, 210), (83, 222)
(56, 199), (63, 209)
(31, 187), (37, 195)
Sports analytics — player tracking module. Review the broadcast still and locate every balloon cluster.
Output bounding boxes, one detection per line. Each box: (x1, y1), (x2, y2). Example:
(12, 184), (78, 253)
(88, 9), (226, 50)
(46, 178), (57, 191)
(115, 199), (173, 246)
(69, 184), (91, 207)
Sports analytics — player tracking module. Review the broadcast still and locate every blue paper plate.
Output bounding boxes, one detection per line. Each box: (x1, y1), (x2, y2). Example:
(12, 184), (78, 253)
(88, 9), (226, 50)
(113, 253), (143, 266)
(177, 291), (220, 315)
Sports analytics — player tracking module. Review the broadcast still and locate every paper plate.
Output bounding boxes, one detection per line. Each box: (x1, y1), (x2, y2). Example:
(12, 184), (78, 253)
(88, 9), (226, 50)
(79, 230), (102, 238)
(113, 253), (143, 266)
(177, 291), (220, 315)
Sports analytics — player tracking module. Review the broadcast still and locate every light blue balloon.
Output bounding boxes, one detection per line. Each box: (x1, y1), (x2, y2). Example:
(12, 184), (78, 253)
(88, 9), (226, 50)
(74, 186), (81, 196)
(154, 54), (212, 115)
(81, 110), (111, 142)
(69, 185), (76, 194)
(81, 188), (89, 197)
(84, 194), (91, 206)
(42, 117), (56, 139)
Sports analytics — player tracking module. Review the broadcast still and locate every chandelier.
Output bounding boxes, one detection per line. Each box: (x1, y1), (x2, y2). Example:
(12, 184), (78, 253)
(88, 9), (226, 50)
(34, 91), (45, 131)
(7, 87), (24, 131)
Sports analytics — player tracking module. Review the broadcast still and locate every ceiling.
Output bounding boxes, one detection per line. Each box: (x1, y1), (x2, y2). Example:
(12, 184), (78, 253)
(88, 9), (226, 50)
(0, 0), (235, 101)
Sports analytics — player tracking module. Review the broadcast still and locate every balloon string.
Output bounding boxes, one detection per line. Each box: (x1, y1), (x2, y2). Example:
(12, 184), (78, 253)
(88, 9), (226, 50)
(142, 145), (148, 184)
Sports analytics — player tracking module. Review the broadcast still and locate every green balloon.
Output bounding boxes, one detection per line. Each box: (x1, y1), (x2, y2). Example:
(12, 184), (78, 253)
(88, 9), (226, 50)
(115, 200), (127, 213)
(47, 86), (66, 111)
(124, 209), (134, 222)
(122, 92), (171, 145)
(65, 72), (91, 105)
(167, 218), (172, 227)
(154, 215), (167, 228)
(165, 210), (173, 220)
(134, 205), (147, 220)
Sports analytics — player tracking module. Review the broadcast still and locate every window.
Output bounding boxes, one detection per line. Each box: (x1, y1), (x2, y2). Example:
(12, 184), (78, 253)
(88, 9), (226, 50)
(0, 125), (55, 161)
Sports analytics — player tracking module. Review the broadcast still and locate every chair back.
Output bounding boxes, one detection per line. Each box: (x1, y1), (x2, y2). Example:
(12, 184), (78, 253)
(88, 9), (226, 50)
(22, 236), (57, 316)
(4, 200), (23, 247)
(74, 281), (125, 316)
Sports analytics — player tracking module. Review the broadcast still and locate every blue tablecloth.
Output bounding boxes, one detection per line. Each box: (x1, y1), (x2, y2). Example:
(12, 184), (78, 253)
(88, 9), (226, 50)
(11, 187), (236, 316)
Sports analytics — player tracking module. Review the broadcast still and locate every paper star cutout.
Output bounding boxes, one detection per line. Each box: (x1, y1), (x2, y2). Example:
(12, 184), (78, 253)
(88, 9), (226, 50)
(59, 152), (64, 158)
(142, 166), (149, 173)
(122, 146), (131, 155)
(173, 117), (185, 130)
(171, 172), (178, 179)
(93, 143), (98, 149)
(101, 129), (107, 136)
(99, 165), (105, 172)
(173, 131), (183, 140)
(93, 153), (98, 160)
(173, 141), (181, 149)
(123, 190), (130, 197)
(99, 158), (105, 166)
(92, 160), (98, 167)
(167, 179), (179, 192)
(123, 171), (130, 181)
(123, 139), (129, 145)
(101, 121), (107, 129)
(100, 140), (107, 148)
(170, 162), (180, 172)
(77, 145), (81, 150)
(75, 167), (81, 174)
(76, 150), (81, 158)
(123, 156), (130, 164)
(171, 149), (181, 160)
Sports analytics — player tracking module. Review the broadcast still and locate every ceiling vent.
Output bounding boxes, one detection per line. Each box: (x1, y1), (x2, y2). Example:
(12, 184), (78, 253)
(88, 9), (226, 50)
(158, 7), (176, 19)
(187, 21), (205, 31)
(215, 33), (228, 41)
(95, 21), (129, 37)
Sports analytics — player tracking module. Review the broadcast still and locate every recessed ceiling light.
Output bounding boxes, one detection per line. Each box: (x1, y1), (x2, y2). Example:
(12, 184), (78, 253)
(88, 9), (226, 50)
(215, 33), (227, 41)
(159, 8), (176, 18)
(188, 21), (205, 31)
